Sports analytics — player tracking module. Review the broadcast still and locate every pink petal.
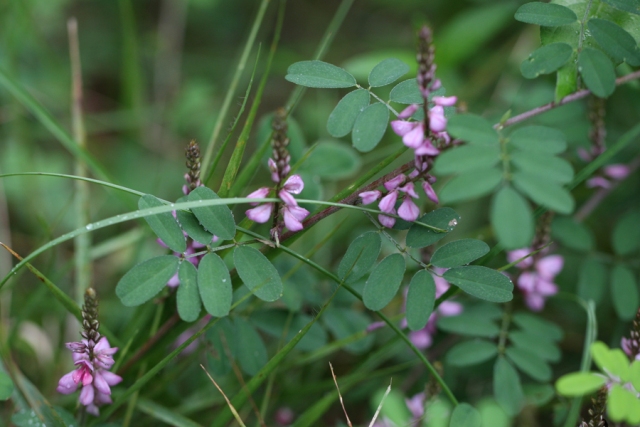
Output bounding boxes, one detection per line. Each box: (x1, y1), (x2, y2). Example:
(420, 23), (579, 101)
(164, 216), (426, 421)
(246, 187), (270, 205)
(378, 210), (396, 228)
(246, 203), (274, 223)
(536, 279), (558, 296)
(100, 370), (123, 386)
(421, 181), (439, 204)
(586, 176), (611, 189)
(283, 207), (305, 231)
(525, 294), (545, 311)
(384, 174), (406, 191)
(405, 393), (426, 419)
(507, 248), (534, 269)
(279, 189), (298, 206)
(94, 337), (117, 355)
(414, 139), (440, 156)
(287, 205), (309, 222)
(398, 104), (419, 119)
(167, 272), (180, 288)
(398, 197), (420, 222)
(432, 96), (457, 107)
(518, 272), (537, 293)
(604, 164), (630, 180)
(268, 158), (278, 173)
(399, 182), (419, 198)
(367, 321), (386, 332)
(93, 372), (111, 395)
(359, 190), (381, 205)
(622, 338), (633, 356)
(439, 301), (463, 317)
(428, 106), (447, 132)
(86, 403), (100, 416)
(536, 255), (563, 279)
(378, 191), (398, 213)
(57, 371), (79, 394)
(283, 175), (304, 194)
(79, 384), (95, 406)
(402, 125), (426, 149)
(390, 120), (416, 137)
(409, 329), (433, 349)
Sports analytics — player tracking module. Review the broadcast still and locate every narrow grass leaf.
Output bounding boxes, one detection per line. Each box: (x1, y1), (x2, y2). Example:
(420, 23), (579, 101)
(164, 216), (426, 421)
(611, 264), (638, 321)
(234, 246), (283, 301)
(338, 231), (382, 283)
(521, 43), (573, 78)
(513, 171), (574, 214)
(446, 340), (498, 367)
(432, 239), (490, 268)
(177, 261), (201, 322)
(588, 18), (640, 66)
(578, 47), (616, 97)
(363, 254), (406, 311)
(434, 145), (500, 175)
(285, 60), (356, 88)
(389, 79), (422, 104)
(506, 347), (552, 382)
(138, 194), (186, 253)
(406, 207), (460, 248)
(327, 89), (370, 137)
(406, 270), (436, 331)
(116, 255), (179, 306)
(368, 58), (409, 87)
(494, 357), (524, 416)
(491, 186), (534, 250)
(444, 266), (514, 303)
(198, 253), (232, 317)
(439, 168), (503, 204)
(187, 186), (235, 240)
(514, 2), (577, 26)
(508, 125), (567, 153)
(352, 102), (389, 152)
(447, 114), (499, 146)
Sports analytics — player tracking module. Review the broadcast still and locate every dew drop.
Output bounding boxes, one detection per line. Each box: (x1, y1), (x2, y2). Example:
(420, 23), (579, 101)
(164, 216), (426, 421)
(222, 279), (226, 282)
(448, 219), (458, 227)
(170, 203), (175, 208)
(85, 224), (94, 230)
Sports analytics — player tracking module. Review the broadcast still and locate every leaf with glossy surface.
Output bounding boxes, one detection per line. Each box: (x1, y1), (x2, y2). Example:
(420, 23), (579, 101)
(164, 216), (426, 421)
(444, 266), (514, 302)
(551, 216), (594, 252)
(578, 257), (608, 304)
(515, 2), (577, 26)
(406, 270), (436, 331)
(512, 312), (563, 341)
(439, 168), (503, 204)
(506, 347), (552, 382)
(431, 239), (489, 268)
(389, 79), (423, 104)
(446, 340), (498, 367)
(578, 47), (616, 97)
(138, 194), (186, 253)
(368, 58), (409, 87)
(234, 317), (268, 376)
(116, 255), (179, 306)
(351, 103), (389, 152)
(612, 210), (640, 255)
(447, 114), (499, 146)
(449, 403), (481, 427)
(285, 60), (356, 88)
(510, 151), (574, 184)
(508, 125), (567, 153)
(304, 139), (361, 179)
(327, 89), (370, 138)
(513, 171), (574, 214)
(177, 261), (201, 322)
(521, 43), (573, 78)
(494, 357), (524, 416)
(338, 231), (382, 283)
(188, 186), (235, 240)
(406, 208), (460, 248)
(491, 186), (534, 250)
(438, 314), (500, 338)
(556, 372), (607, 396)
(434, 145), (501, 175)
(611, 264), (638, 321)
(589, 18), (640, 66)
(363, 254), (406, 311)
(234, 246), (283, 302)
(198, 253), (232, 317)
(602, 0), (640, 15)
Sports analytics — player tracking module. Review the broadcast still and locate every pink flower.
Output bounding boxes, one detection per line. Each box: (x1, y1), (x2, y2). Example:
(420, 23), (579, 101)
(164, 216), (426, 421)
(508, 248), (563, 311)
(245, 175), (309, 231)
(359, 190), (381, 205)
(604, 164), (630, 180)
(622, 338), (640, 361)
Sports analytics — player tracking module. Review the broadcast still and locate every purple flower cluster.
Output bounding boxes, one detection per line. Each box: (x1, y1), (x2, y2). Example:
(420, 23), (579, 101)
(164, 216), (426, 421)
(245, 174), (309, 232)
(507, 248), (563, 311)
(57, 337), (122, 416)
(586, 163), (631, 189)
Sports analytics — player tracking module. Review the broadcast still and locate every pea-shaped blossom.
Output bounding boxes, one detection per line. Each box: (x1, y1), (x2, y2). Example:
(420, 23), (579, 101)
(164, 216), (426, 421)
(507, 248), (563, 311)
(245, 174), (310, 232)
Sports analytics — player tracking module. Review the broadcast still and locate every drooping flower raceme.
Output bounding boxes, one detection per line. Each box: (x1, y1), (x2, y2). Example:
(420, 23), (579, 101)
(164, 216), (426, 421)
(507, 248), (563, 311)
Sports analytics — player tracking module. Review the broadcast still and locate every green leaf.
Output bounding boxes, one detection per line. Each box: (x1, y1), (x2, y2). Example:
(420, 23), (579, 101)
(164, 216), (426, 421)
(234, 246), (283, 302)
(449, 403), (482, 427)
(510, 151), (574, 184)
(351, 102), (389, 152)
(116, 256), (179, 306)
(446, 340), (499, 367)
(491, 186), (534, 250)
(609, 384), (640, 424)
(327, 89), (370, 138)
(444, 266), (514, 303)
(389, 79), (423, 104)
(520, 43), (573, 79)
(304, 139), (361, 180)
(524, 384), (556, 406)
(433, 145), (501, 175)
(578, 257), (608, 304)
(612, 210), (640, 255)
(578, 47), (616, 97)
(406, 270), (436, 331)
(602, 0), (640, 15)
(555, 372), (607, 396)
(368, 58), (409, 87)
(506, 347), (552, 382)
(439, 168), (503, 204)
(588, 18), (640, 66)
(477, 400), (510, 427)
(512, 312), (563, 341)
(177, 261), (201, 322)
(555, 61), (578, 101)
(234, 317), (268, 376)
(509, 331), (561, 362)
(494, 357), (524, 416)
(187, 186), (236, 241)
(447, 114), (499, 146)
(175, 196), (215, 246)
(431, 239), (489, 268)
(285, 60), (356, 88)
(513, 171), (574, 214)
(514, 2), (577, 26)
(611, 264), (639, 321)
(438, 314), (500, 338)
(138, 194), (186, 253)
(338, 231), (382, 283)
(508, 125), (567, 154)
(322, 308), (374, 354)
(0, 371), (13, 400)
(363, 254), (406, 311)
(198, 253), (232, 317)
(631, 360), (640, 392)
(406, 208), (460, 248)
(592, 341), (632, 382)
(551, 216), (594, 252)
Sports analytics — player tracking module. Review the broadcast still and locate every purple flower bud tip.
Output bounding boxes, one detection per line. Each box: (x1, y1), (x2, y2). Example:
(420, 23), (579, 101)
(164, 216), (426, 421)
(604, 164), (630, 180)
(359, 190), (381, 205)
(398, 104), (419, 119)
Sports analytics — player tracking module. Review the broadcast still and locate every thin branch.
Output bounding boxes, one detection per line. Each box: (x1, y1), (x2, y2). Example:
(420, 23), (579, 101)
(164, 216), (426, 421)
(330, 362), (353, 427)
